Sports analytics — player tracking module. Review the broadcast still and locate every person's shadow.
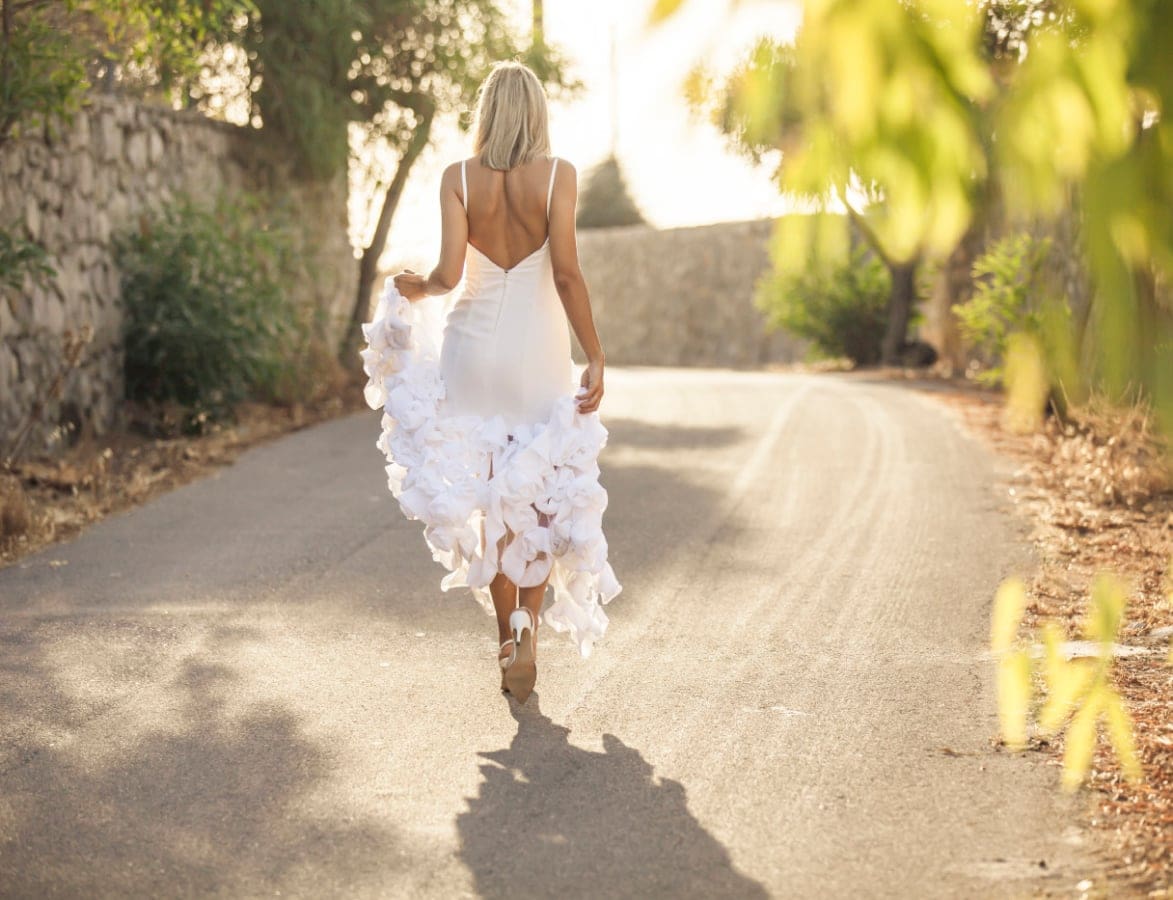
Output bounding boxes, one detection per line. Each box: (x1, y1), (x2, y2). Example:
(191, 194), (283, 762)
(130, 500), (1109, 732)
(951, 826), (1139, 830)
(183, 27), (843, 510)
(456, 696), (768, 899)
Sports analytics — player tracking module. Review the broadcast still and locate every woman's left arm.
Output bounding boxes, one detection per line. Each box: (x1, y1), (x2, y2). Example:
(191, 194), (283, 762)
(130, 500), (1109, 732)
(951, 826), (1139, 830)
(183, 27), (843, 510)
(394, 163), (467, 301)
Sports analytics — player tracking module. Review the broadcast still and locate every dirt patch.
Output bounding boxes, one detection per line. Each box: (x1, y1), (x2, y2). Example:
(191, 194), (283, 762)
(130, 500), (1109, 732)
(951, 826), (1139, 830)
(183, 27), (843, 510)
(1, 379), (369, 569)
(916, 378), (1172, 895)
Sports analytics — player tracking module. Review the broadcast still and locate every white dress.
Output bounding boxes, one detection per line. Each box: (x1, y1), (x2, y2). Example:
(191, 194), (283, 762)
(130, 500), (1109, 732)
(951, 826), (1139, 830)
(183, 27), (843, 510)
(360, 158), (621, 657)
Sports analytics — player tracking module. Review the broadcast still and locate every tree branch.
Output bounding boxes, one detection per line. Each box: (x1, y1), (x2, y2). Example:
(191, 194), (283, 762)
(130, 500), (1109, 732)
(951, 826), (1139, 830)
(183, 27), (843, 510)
(342, 104), (436, 363)
(838, 189), (893, 270)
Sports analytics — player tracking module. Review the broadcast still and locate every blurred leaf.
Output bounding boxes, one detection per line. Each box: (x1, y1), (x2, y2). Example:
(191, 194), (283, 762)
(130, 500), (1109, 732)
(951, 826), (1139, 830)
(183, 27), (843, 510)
(682, 64), (713, 110)
(695, 0), (1173, 454)
(1103, 690), (1143, 783)
(1061, 686), (1103, 791)
(647, 0), (689, 26)
(1085, 572), (1127, 645)
(997, 649), (1033, 751)
(991, 577), (1028, 653)
(1038, 623), (1094, 735)
(1003, 332), (1048, 433)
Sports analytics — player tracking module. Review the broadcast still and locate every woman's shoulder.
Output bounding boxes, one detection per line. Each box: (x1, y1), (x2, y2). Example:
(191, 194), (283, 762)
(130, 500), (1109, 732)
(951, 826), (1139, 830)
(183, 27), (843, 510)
(442, 159), (471, 178)
(548, 155), (574, 173)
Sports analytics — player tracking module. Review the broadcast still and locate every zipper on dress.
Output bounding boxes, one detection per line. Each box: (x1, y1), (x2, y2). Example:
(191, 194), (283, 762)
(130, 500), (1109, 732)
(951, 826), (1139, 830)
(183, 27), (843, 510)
(493, 269), (509, 332)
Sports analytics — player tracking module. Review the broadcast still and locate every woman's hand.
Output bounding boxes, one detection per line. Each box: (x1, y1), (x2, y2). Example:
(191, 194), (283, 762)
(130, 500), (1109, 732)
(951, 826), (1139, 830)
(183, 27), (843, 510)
(393, 269), (428, 302)
(577, 357), (605, 414)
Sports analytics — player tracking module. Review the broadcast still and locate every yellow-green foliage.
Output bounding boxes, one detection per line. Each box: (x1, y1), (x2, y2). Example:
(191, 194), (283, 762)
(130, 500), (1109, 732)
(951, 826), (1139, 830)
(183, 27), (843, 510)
(992, 574), (1143, 790)
(657, 0), (1173, 444)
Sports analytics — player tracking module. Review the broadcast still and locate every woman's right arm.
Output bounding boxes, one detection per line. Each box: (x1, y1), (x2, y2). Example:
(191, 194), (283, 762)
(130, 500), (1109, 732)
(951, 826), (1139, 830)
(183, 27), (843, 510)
(394, 163), (466, 301)
(547, 161), (606, 414)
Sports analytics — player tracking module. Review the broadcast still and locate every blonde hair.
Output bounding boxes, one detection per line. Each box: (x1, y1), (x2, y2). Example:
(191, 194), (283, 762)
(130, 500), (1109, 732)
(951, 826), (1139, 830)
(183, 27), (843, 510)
(472, 61), (551, 170)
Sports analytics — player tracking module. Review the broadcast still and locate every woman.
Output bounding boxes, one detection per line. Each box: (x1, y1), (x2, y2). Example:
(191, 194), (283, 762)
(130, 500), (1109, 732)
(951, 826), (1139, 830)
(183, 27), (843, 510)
(360, 60), (621, 704)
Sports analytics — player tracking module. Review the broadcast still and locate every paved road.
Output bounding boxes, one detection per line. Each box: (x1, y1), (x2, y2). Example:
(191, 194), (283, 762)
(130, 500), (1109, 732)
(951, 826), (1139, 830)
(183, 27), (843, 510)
(1, 368), (1094, 898)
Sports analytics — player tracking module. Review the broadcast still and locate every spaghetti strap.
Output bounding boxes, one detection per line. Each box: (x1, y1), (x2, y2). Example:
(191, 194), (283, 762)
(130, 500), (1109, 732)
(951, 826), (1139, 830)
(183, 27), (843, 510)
(545, 158), (558, 220)
(460, 159), (468, 211)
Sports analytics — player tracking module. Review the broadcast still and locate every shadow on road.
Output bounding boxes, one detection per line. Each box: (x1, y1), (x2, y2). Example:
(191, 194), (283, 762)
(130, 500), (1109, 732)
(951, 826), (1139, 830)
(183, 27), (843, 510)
(604, 418), (744, 451)
(0, 627), (401, 897)
(456, 697), (767, 899)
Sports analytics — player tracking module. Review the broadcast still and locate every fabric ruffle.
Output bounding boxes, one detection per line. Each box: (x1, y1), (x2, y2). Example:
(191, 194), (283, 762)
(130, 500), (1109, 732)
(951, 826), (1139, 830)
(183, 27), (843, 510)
(360, 277), (621, 657)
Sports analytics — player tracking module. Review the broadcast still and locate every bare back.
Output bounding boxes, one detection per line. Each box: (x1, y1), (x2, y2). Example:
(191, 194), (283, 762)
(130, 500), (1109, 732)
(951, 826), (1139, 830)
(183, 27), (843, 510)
(461, 156), (558, 271)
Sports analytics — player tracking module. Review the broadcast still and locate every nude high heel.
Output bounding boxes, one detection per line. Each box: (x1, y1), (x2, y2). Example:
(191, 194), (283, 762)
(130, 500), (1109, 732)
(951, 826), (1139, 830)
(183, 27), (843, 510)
(498, 638), (515, 692)
(503, 607), (537, 703)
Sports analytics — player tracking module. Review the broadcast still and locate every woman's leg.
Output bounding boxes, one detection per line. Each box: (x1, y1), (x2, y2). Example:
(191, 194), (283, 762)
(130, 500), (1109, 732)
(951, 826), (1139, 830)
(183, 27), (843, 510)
(490, 571), (518, 662)
(518, 576), (551, 650)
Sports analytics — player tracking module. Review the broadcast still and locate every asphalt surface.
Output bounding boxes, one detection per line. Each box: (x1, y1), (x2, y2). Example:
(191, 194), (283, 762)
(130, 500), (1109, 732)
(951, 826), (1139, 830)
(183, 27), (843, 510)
(0, 368), (1095, 898)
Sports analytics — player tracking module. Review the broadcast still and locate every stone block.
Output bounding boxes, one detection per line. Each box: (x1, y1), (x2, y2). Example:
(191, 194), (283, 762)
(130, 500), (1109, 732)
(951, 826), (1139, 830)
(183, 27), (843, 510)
(54, 259), (85, 306)
(41, 178), (62, 214)
(94, 209), (112, 245)
(0, 345), (14, 400)
(72, 110), (91, 145)
(25, 141), (45, 170)
(79, 243), (101, 270)
(107, 192), (130, 228)
(99, 260), (121, 301)
(0, 293), (15, 335)
(98, 110), (121, 162)
(24, 194), (41, 241)
(42, 291), (66, 333)
(76, 151), (94, 197)
(148, 128), (164, 164)
(2, 148), (21, 179)
(93, 163), (111, 204)
(126, 131), (148, 170)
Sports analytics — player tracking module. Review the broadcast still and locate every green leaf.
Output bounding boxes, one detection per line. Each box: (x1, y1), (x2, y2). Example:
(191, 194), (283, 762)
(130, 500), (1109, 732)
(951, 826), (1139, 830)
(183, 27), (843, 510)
(1038, 623), (1095, 736)
(1003, 333), (1048, 433)
(1085, 573), (1127, 646)
(647, 0), (690, 25)
(991, 577), (1028, 654)
(997, 649), (1033, 751)
(1061, 687), (1104, 791)
(1103, 690), (1143, 783)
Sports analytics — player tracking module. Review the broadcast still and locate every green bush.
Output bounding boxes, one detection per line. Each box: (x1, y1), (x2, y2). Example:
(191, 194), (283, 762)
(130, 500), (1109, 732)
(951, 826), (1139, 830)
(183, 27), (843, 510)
(0, 228), (54, 291)
(116, 195), (300, 432)
(954, 234), (1056, 386)
(756, 248), (891, 365)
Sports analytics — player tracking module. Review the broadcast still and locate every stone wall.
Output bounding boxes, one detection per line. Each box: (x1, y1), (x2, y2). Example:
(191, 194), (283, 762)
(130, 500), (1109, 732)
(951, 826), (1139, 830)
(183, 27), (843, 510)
(575, 219), (805, 367)
(0, 94), (354, 456)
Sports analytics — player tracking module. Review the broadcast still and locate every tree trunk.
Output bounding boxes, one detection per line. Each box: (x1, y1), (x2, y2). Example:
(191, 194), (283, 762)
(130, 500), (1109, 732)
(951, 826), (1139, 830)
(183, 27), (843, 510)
(881, 260), (918, 366)
(925, 224), (983, 374)
(533, 0), (544, 46)
(341, 111), (435, 367)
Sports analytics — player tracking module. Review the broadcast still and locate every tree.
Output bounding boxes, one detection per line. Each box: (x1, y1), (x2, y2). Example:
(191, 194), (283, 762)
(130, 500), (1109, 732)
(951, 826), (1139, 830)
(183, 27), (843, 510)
(663, 0), (1173, 429)
(0, 0), (254, 150)
(694, 22), (988, 365)
(576, 155), (646, 229)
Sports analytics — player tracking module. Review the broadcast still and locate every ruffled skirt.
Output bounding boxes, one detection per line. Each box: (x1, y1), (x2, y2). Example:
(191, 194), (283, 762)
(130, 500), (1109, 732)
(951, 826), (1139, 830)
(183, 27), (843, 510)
(360, 278), (621, 657)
